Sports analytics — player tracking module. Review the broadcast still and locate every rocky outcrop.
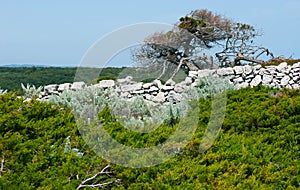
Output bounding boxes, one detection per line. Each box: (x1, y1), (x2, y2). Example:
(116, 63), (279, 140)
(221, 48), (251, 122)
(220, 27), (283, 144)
(39, 62), (300, 104)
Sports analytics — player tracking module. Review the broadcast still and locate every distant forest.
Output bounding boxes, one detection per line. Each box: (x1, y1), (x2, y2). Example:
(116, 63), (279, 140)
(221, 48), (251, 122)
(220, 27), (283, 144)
(0, 67), (125, 92)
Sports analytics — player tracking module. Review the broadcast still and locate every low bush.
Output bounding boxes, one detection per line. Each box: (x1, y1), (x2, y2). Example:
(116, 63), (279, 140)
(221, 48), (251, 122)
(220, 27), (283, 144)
(1, 86), (299, 189)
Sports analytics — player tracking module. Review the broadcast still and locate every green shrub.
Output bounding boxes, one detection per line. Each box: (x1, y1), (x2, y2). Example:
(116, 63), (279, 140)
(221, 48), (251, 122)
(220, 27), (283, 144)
(1, 86), (300, 189)
(113, 86), (300, 189)
(0, 93), (115, 189)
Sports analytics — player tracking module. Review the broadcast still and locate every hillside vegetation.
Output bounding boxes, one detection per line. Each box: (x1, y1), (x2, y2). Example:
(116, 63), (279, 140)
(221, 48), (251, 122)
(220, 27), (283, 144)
(0, 67), (125, 92)
(0, 86), (299, 189)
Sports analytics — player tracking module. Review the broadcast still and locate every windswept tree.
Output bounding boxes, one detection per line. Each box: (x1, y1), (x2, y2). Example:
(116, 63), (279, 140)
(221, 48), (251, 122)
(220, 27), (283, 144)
(133, 9), (275, 80)
(133, 27), (207, 80)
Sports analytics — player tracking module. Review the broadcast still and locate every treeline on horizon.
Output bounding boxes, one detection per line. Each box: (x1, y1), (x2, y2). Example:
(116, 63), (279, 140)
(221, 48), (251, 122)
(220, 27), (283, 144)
(2, 57), (300, 93)
(0, 67), (125, 92)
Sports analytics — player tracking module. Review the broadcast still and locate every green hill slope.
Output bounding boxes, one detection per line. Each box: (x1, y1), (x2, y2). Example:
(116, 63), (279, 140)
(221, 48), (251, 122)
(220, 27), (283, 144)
(0, 67), (125, 92)
(0, 86), (299, 189)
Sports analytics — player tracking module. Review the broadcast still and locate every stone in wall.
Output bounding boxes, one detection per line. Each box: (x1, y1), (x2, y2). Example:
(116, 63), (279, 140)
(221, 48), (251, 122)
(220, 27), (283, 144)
(198, 69), (215, 78)
(216, 67), (234, 76)
(243, 65), (253, 75)
(262, 74), (273, 85)
(188, 71), (198, 79)
(99, 80), (115, 88)
(120, 82), (143, 92)
(117, 76), (133, 84)
(234, 66), (244, 75)
(152, 92), (166, 103)
(44, 84), (58, 93)
(277, 62), (288, 71)
(71, 82), (86, 90)
(58, 83), (71, 92)
(280, 75), (290, 86)
(165, 79), (176, 86)
(250, 75), (262, 87)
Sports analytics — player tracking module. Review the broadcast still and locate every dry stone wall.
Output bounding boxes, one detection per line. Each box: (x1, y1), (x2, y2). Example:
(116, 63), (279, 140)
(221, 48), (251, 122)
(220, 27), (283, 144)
(40, 62), (300, 104)
(211, 62), (300, 89)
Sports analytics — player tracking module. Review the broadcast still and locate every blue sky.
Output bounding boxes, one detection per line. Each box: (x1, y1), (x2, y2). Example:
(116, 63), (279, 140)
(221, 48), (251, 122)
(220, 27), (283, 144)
(1, 0), (300, 67)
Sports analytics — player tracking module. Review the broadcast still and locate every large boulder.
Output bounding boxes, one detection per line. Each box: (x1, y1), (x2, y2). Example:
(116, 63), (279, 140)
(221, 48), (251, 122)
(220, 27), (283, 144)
(292, 84), (300, 89)
(237, 82), (249, 89)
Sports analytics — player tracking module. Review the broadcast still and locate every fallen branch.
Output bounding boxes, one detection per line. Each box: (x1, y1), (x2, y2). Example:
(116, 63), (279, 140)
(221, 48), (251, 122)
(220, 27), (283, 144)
(76, 164), (120, 190)
(77, 179), (121, 189)
(0, 156), (5, 177)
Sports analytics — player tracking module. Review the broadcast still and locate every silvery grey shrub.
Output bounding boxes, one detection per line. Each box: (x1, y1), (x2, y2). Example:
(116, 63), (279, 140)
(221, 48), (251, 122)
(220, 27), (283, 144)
(48, 76), (236, 129)
(21, 83), (43, 99)
(188, 76), (236, 100)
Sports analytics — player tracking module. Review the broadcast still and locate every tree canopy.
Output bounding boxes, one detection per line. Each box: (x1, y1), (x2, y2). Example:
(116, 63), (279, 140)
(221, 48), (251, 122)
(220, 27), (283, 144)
(133, 9), (276, 80)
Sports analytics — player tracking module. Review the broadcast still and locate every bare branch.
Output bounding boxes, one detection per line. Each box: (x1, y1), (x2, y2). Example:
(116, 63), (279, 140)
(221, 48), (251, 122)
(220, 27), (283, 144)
(0, 156), (5, 177)
(156, 60), (167, 80)
(170, 57), (188, 80)
(234, 55), (265, 65)
(77, 179), (121, 189)
(76, 164), (120, 190)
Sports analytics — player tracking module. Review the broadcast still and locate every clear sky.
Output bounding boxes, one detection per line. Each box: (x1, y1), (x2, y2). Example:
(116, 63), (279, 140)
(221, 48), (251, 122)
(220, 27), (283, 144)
(1, 0), (300, 67)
